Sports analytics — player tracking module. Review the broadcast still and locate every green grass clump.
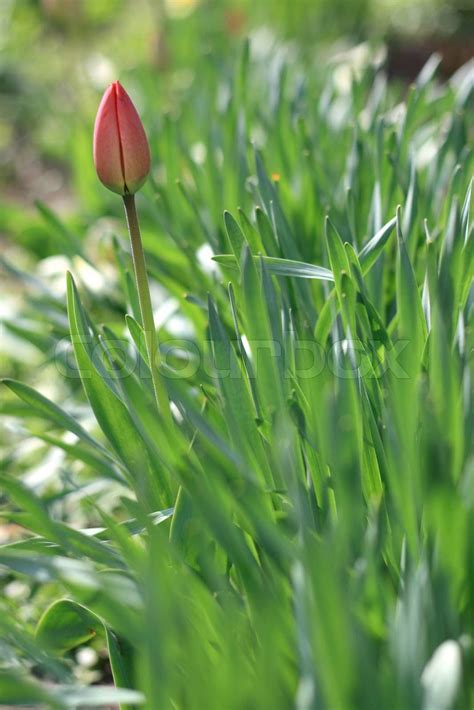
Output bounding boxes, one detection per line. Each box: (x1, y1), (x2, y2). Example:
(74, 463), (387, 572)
(1, 40), (473, 709)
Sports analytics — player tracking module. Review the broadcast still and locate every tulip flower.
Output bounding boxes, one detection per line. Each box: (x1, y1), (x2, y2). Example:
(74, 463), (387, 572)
(93, 81), (150, 196)
(92, 81), (171, 427)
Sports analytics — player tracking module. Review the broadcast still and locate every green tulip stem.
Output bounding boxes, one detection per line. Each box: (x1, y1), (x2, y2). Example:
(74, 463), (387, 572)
(123, 193), (172, 428)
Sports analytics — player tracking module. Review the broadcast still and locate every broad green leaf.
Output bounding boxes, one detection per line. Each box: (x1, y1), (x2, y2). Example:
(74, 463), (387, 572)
(36, 600), (103, 653)
(0, 550), (142, 643)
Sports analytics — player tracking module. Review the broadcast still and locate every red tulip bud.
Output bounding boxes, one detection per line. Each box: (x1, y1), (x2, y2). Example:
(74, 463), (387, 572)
(93, 81), (151, 196)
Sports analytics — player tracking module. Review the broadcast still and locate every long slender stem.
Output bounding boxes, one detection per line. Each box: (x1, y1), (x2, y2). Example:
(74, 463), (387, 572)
(123, 193), (172, 429)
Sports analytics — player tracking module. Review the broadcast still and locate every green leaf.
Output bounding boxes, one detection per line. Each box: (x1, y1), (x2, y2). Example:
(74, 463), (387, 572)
(255, 206), (280, 257)
(50, 685), (144, 707)
(2, 379), (113, 460)
(212, 254), (333, 281)
(35, 200), (83, 258)
(33, 432), (123, 481)
(0, 671), (58, 707)
(106, 628), (136, 710)
(241, 247), (284, 416)
(358, 216), (397, 273)
(224, 210), (246, 263)
(395, 207), (426, 367)
(0, 550), (142, 643)
(324, 217), (351, 290)
(207, 295), (273, 489)
(66, 273), (161, 505)
(0, 475), (123, 568)
(36, 600), (102, 653)
(314, 289), (336, 345)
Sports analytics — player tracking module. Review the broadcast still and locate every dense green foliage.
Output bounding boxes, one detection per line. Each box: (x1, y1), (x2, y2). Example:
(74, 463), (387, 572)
(1, 31), (473, 710)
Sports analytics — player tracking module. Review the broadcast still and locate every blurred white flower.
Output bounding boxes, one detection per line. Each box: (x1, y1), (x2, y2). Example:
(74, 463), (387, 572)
(37, 255), (70, 297)
(248, 27), (278, 61)
(76, 646), (98, 668)
(190, 142), (207, 166)
(332, 43), (386, 94)
(196, 243), (219, 276)
(23, 446), (65, 488)
(84, 54), (116, 90)
(165, 0), (199, 20)
(73, 256), (110, 294)
(4, 581), (30, 600)
(421, 640), (462, 710)
(153, 292), (178, 328)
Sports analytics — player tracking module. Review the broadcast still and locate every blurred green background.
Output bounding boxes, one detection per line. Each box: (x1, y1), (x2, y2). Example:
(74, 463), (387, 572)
(0, 1), (472, 701)
(0, 0), (473, 259)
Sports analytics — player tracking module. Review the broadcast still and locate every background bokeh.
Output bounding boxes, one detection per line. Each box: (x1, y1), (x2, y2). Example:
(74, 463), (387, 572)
(1, 0), (473, 256)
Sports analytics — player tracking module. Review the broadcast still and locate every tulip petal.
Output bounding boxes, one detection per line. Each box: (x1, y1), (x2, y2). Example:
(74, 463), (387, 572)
(115, 83), (151, 195)
(93, 84), (126, 195)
